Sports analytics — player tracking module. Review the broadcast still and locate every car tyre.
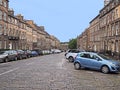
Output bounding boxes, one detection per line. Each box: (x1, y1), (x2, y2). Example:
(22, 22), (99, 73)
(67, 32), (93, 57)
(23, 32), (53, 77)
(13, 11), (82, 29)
(68, 56), (74, 62)
(4, 58), (9, 62)
(74, 62), (81, 70)
(19, 56), (22, 60)
(101, 66), (109, 74)
(27, 55), (30, 58)
(14, 57), (18, 61)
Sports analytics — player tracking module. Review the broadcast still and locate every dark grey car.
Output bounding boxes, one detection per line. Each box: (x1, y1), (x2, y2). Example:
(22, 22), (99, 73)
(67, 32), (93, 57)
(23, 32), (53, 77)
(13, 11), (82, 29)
(0, 50), (18, 63)
(16, 50), (27, 60)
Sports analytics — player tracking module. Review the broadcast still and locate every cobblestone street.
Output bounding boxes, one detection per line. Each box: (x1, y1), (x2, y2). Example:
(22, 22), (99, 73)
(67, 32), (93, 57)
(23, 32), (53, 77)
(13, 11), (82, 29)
(0, 53), (120, 90)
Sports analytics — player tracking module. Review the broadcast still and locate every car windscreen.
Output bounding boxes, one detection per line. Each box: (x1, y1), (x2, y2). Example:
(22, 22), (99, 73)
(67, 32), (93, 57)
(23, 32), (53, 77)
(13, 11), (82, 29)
(98, 54), (111, 60)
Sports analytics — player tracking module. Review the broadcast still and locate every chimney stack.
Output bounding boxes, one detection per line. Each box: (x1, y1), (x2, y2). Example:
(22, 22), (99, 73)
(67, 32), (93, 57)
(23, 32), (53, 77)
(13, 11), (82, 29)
(104, 0), (110, 6)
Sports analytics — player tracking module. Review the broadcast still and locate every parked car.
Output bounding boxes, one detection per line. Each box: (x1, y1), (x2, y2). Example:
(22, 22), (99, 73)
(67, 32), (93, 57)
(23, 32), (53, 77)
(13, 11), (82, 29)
(65, 49), (82, 62)
(74, 52), (120, 74)
(0, 50), (18, 62)
(31, 51), (39, 57)
(16, 50), (27, 60)
(0, 51), (8, 62)
(51, 49), (61, 54)
(24, 50), (32, 58)
(42, 50), (51, 55)
(32, 49), (43, 55)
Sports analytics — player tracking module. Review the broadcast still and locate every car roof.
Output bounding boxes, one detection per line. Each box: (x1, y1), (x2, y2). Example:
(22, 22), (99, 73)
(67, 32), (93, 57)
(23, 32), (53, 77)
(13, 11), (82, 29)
(78, 52), (98, 55)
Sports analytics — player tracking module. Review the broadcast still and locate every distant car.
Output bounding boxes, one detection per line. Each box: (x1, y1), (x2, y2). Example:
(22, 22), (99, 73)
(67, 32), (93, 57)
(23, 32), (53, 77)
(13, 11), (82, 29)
(16, 50), (27, 60)
(65, 49), (82, 62)
(74, 52), (120, 74)
(31, 51), (39, 57)
(54, 49), (61, 53)
(51, 49), (61, 54)
(24, 50), (32, 58)
(32, 49), (43, 55)
(0, 50), (18, 62)
(42, 50), (51, 55)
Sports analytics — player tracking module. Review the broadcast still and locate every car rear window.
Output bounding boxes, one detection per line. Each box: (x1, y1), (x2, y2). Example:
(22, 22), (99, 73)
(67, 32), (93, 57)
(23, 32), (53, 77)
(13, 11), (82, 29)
(0, 51), (4, 54)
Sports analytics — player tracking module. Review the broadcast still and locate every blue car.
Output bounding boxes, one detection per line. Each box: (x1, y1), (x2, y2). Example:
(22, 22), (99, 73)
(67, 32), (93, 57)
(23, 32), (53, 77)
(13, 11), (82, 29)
(31, 51), (39, 57)
(74, 52), (120, 74)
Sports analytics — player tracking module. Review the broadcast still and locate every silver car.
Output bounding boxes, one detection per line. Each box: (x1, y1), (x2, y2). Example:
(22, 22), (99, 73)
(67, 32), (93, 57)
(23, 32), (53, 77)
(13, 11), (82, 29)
(0, 50), (18, 63)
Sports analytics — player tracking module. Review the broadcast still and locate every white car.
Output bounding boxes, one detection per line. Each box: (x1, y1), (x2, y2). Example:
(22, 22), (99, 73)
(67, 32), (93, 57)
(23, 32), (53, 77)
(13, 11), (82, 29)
(65, 49), (81, 62)
(51, 49), (61, 54)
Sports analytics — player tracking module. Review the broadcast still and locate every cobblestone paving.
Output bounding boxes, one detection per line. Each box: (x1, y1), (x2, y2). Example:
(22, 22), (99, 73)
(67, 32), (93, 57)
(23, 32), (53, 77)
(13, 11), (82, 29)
(0, 53), (120, 90)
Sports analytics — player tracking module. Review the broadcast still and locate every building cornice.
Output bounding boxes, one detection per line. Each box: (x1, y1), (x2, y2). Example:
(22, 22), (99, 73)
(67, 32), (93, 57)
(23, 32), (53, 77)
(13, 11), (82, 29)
(90, 14), (100, 24)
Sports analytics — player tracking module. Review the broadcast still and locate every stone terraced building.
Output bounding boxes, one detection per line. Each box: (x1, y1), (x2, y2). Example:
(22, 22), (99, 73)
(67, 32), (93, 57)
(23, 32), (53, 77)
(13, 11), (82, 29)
(0, 0), (60, 50)
(77, 0), (120, 57)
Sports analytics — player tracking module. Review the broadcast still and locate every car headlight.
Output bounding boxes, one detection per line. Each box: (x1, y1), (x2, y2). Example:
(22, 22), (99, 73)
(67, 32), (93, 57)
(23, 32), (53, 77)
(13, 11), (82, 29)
(110, 62), (116, 66)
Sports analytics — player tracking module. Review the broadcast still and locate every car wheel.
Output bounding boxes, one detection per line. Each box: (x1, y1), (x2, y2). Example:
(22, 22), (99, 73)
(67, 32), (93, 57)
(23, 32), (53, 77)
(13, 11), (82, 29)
(101, 66), (109, 74)
(14, 57), (18, 61)
(19, 56), (22, 60)
(74, 62), (81, 70)
(25, 56), (27, 59)
(28, 55), (30, 58)
(4, 58), (9, 62)
(68, 57), (74, 62)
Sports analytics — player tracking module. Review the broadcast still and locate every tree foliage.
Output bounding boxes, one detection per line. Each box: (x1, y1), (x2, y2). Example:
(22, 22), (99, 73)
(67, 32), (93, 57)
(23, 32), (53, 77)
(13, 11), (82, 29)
(68, 38), (77, 49)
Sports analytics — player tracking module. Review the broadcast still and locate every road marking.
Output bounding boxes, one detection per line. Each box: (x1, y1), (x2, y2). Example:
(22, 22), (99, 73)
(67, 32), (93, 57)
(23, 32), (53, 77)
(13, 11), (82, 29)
(0, 67), (19, 76)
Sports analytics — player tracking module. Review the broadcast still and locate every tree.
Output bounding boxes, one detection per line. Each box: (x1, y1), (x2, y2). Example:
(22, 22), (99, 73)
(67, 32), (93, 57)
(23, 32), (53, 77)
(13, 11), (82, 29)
(68, 38), (77, 49)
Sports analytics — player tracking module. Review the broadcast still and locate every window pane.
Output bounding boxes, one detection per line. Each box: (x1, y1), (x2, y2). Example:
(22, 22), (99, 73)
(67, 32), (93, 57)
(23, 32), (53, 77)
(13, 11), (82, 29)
(4, 41), (7, 49)
(0, 0), (2, 5)
(0, 10), (2, 19)
(0, 24), (2, 35)
(4, 1), (6, 7)
(4, 25), (6, 35)
(3, 12), (6, 21)
(0, 41), (2, 49)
